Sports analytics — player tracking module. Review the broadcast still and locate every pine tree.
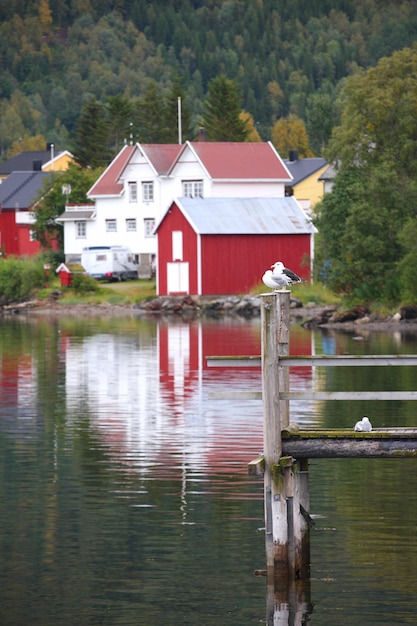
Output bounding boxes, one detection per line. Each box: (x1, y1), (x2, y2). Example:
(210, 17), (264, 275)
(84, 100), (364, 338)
(73, 99), (111, 168)
(202, 75), (249, 142)
(135, 82), (169, 143)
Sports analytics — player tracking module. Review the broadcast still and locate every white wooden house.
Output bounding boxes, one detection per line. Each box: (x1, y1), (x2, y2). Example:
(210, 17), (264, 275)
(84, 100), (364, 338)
(57, 141), (292, 277)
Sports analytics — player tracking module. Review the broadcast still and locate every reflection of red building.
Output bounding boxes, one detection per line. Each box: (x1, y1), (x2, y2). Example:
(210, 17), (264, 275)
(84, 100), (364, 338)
(158, 319), (313, 406)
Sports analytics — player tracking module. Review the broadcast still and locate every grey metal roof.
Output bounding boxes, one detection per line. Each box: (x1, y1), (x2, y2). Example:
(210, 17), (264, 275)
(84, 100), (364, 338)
(168, 197), (316, 235)
(56, 209), (96, 221)
(284, 157), (327, 185)
(0, 171), (51, 209)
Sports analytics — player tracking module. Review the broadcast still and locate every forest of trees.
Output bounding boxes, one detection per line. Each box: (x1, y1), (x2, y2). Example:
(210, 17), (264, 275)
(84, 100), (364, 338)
(1, 0), (417, 160)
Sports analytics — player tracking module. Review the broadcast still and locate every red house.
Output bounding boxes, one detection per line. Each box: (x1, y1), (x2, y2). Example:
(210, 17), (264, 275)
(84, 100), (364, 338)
(0, 171), (51, 256)
(155, 196), (316, 296)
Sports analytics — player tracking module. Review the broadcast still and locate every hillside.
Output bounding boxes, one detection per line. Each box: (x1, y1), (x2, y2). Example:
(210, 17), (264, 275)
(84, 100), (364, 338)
(1, 0), (417, 157)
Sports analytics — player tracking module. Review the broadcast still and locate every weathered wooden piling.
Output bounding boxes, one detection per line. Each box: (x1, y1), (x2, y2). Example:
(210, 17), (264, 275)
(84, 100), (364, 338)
(261, 291), (311, 587)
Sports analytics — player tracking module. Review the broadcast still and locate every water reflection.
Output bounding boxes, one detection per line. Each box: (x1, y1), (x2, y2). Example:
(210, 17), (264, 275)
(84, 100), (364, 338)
(1, 314), (417, 624)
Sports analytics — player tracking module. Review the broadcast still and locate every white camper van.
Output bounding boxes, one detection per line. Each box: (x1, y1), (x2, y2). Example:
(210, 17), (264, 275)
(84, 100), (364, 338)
(81, 246), (138, 281)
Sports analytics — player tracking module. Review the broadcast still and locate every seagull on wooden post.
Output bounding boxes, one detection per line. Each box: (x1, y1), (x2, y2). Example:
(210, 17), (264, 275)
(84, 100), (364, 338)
(354, 417), (372, 432)
(262, 261), (302, 291)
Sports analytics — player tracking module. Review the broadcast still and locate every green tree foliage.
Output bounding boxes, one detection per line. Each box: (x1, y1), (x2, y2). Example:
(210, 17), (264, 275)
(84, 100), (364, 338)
(32, 163), (103, 251)
(135, 82), (169, 143)
(316, 45), (417, 302)
(1, 2), (417, 157)
(202, 75), (248, 141)
(73, 99), (111, 168)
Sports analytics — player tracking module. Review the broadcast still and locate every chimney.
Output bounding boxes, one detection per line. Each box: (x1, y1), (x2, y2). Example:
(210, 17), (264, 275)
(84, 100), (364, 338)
(33, 160), (42, 171)
(197, 127), (206, 142)
(288, 150), (299, 162)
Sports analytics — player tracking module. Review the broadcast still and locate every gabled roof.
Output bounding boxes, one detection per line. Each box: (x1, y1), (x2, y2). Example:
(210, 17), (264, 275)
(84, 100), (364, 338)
(173, 141), (292, 181)
(88, 141), (292, 198)
(88, 145), (136, 197)
(155, 197), (317, 235)
(0, 171), (51, 209)
(0, 149), (70, 176)
(88, 144), (183, 198)
(284, 157), (327, 186)
(141, 144), (183, 175)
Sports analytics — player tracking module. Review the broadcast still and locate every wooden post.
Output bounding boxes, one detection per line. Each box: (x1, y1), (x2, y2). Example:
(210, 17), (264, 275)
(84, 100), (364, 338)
(261, 291), (290, 586)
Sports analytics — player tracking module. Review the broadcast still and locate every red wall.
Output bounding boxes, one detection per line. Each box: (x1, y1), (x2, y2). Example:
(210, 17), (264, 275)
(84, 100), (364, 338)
(157, 204), (199, 294)
(0, 211), (41, 256)
(201, 233), (311, 295)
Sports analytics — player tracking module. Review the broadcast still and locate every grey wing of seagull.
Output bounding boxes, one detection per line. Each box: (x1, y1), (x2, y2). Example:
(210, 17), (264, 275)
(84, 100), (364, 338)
(282, 267), (301, 282)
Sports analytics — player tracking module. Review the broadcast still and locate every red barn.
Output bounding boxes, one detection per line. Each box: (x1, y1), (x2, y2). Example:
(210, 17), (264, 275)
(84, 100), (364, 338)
(155, 197), (316, 296)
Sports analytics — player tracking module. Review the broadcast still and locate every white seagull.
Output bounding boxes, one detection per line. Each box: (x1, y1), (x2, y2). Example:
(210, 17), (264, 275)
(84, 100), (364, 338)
(354, 417), (372, 432)
(262, 261), (302, 291)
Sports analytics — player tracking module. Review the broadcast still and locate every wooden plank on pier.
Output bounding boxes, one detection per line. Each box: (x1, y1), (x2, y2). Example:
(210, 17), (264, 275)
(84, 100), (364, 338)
(280, 391), (417, 401)
(207, 355), (417, 368)
(281, 428), (417, 458)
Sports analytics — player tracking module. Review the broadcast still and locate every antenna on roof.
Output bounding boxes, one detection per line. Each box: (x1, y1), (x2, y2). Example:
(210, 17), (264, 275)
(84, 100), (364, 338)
(178, 97), (182, 145)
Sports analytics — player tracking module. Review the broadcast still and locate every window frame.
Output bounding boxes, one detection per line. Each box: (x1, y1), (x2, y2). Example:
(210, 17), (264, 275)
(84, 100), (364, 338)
(142, 181), (154, 202)
(128, 181), (138, 203)
(144, 218), (155, 238)
(105, 219), (117, 232)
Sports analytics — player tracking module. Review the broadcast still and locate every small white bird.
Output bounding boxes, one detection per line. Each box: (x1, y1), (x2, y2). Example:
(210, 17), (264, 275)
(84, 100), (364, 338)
(272, 261), (302, 284)
(354, 417), (372, 432)
(262, 269), (291, 290)
(262, 261), (302, 291)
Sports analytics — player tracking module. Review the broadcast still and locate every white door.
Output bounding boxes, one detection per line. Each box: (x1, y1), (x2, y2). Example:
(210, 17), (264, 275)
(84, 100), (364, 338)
(167, 262), (189, 294)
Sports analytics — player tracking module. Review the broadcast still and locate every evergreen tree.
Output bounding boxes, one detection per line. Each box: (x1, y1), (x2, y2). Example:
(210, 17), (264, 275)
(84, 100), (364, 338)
(73, 99), (111, 168)
(202, 75), (249, 142)
(135, 82), (169, 143)
(105, 95), (134, 153)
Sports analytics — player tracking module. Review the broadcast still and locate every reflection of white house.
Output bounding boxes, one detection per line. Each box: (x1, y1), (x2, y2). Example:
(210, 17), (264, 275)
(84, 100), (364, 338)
(57, 141), (292, 277)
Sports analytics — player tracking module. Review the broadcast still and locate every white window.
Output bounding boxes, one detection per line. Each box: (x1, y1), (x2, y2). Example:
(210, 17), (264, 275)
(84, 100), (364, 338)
(29, 229), (36, 242)
(142, 181), (154, 202)
(75, 221), (86, 238)
(128, 181), (138, 202)
(144, 218), (155, 237)
(182, 180), (203, 198)
(172, 230), (183, 261)
(106, 219), (117, 232)
(126, 218), (137, 231)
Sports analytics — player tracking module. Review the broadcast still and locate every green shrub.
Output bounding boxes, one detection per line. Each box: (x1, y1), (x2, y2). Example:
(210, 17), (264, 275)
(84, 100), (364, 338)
(0, 256), (45, 303)
(71, 273), (99, 294)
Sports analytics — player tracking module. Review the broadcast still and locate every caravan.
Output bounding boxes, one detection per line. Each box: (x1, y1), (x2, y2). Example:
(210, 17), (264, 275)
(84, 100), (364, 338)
(81, 246), (138, 281)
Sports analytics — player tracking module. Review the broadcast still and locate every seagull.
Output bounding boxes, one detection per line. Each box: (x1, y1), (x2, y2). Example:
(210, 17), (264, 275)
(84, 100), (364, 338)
(272, 261), (302, 284)
(354, 417), (372, 432)
(262, 261), (302, 291)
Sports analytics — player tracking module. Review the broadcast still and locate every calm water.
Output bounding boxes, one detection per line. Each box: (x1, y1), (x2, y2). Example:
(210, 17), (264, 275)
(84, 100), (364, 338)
(1, 313), (417, 625)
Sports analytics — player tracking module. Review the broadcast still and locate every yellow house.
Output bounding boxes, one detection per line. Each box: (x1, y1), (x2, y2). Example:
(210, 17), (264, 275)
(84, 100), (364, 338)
(0, 146), (75, 182)
(284, 152), (328, 216)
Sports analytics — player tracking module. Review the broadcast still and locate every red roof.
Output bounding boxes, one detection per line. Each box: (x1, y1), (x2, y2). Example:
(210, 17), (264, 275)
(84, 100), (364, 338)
(88, 141), (291, 198)
(142, 144), (183, 175)
(88, 145), (136, 197)
(88, 144), (183, 197)
(183, 141), (292, 181)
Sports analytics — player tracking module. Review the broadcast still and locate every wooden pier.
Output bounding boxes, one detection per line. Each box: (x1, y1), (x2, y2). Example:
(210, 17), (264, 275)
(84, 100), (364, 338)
(255, 291), (417, 585)
(209, 290), (417, 623)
